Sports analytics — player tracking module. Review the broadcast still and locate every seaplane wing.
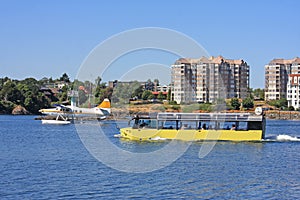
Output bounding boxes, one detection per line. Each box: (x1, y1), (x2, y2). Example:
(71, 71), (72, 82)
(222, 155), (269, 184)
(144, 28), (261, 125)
(39, 98), (111, 119)
(39, 104), (72, 115)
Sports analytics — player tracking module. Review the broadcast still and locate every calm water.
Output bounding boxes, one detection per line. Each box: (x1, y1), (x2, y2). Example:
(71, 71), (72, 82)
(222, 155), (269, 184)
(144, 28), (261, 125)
(0, 115), (299, 199)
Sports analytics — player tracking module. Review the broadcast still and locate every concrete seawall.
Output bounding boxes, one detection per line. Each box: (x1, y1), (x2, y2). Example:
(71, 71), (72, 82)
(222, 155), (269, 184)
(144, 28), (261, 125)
(265, 111), (300, 120)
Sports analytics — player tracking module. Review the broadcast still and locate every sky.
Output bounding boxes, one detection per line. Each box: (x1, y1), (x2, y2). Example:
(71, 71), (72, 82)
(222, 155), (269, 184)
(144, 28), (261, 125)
(0, 0), (299, 88)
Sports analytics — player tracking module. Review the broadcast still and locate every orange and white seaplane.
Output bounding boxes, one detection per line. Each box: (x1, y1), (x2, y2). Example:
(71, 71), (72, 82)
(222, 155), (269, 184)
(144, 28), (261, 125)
(39, 98), (111, 124)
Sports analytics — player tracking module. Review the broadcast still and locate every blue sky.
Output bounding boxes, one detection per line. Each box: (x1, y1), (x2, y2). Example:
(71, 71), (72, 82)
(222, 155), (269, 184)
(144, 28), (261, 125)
(0, 0), (299, 88)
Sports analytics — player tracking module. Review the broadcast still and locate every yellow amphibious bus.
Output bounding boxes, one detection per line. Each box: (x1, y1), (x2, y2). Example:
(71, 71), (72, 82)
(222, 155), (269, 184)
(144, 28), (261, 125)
(120, 112), (266, 141)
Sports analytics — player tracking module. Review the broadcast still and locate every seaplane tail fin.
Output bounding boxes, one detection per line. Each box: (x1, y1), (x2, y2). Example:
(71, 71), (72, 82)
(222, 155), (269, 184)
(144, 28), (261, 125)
(97, 98), (111, 109)
(97, 98), (111, 115)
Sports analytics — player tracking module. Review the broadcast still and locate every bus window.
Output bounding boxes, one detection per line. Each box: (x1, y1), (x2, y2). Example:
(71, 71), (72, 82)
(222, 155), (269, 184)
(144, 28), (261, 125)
(248, 121), (262, 130)
(237, 122), (248, 130)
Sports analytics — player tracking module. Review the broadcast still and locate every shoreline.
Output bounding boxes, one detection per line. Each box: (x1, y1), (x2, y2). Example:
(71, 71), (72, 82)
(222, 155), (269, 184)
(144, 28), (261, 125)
(2, 110), (300, 121)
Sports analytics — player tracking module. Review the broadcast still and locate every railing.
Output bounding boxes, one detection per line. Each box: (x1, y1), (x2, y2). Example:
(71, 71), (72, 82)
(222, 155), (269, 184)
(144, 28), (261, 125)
(157, 113), (262, 122)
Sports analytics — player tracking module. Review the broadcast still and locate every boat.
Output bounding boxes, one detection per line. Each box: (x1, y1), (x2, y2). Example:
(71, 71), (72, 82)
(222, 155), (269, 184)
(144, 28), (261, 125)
(119, 109), (266, 141)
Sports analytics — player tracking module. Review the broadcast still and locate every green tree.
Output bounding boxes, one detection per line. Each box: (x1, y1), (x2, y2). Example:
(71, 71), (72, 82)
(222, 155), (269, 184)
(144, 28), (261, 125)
(230, 98), (241, 110)
(242, 97), (254, 109)
(288, 106), (295, 111)
(142, 90), (152, 100)
(78, 90), (88, 105)
(253, 88), (265, 100)
(0, 77), (10, 91)
(153, 79), (159, 86)
(148, 93), (155, 100)
(278, 98), (288, 109)
(59, 73), (70, 83)
(0, 100), (15, 114)
(167, 88), (171, 101)
(268, 98), (287, 109)
(95, 87), (113, 104)
(132, 85), (144, 99)
(95, 76), (102, 86)
(0, 81), (24, 104)
(157, 92), (165, 101)
(144, 79), (154, 91)
(111, 81), (141, 104)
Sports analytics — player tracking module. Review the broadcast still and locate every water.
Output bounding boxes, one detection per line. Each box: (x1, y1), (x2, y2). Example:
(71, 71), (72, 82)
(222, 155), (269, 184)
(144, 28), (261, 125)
(0, 116), (299, 199)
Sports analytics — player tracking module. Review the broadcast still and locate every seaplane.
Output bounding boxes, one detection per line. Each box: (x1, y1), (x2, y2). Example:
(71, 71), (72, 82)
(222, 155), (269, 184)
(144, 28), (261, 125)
(39, 98), (111, 124)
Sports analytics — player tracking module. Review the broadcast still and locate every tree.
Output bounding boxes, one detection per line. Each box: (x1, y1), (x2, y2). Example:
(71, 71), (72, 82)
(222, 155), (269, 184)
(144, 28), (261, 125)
(278, 98), (288, 109)
(230, 98), (240, 110)
(0, 77), (10, 91)
(24, 92), (50, 113)
(95, 87), (113, 104)
(242, 97), (254, 109)
(167, 88), (171, 101)
(59, 73), (70, 83)
(78, 90), (88, 105)
(132, 85), (144, 99)
(0, 81), (24, 104)
(157, 92), (165, 101)
(268, 98), (287, 110)
(95, 76), (102, 86)
(153, 79), (159, 91)
(153, 79), (159, 86)
(142, 90), (152, 100)
(288, 106), (295, 111)
(148, 93), (155, 100)
(144, 79), (154, 91)
(253, 88), (265, 100)
(111, 81), (140, 104)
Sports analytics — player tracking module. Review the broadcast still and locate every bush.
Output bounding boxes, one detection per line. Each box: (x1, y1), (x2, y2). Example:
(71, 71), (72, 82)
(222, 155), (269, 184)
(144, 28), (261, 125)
(268, 98), (287, 109)
(182, 104), (198, 112)
(230, 98), (240, 110)
(287, 106), (295, 111)
(242, 97), (254, 109)
(151, 105), (165, 112)
(199, 103), (212, 112)
(171, 105), (181, 110)
(169, 101), (178, 105)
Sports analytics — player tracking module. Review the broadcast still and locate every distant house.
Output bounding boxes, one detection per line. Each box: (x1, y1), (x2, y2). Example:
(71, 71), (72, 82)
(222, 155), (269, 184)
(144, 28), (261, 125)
(108, 80), (146, 88)
(44, 81), (69, 90)
(40, 86), (62, 102)
(50, 88), (62, 96)
(40, 87), (53, 97)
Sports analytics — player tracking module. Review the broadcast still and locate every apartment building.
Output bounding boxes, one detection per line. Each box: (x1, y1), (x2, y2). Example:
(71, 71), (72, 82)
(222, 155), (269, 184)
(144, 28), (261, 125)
(287, 74), (300, 109)
(265, 57), (300, 101)
(171, 56), (249, 103)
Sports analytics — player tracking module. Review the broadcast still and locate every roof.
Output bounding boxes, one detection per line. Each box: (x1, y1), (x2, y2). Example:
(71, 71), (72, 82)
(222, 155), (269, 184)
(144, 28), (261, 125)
(269, 57), (300, 65)
(175, 55), (246, 65)
(50, 88), (61, 94)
